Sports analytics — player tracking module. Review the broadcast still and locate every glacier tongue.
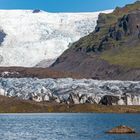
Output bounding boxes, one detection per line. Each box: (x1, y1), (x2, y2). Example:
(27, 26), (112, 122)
(0, 78), (140, 105)
(0, 10), (112, 67)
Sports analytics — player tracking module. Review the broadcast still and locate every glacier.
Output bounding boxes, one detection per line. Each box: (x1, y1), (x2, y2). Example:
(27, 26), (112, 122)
(0, 10), (112, 67)
(0, 78), (140, 105)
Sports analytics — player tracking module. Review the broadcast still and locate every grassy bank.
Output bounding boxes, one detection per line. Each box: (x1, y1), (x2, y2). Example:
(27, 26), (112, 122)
(1, 96), (140, 113)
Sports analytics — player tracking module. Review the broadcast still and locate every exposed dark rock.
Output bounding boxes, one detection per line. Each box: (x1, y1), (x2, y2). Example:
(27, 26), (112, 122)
(116, 30), (123, 40)
(95, 26), (100, 32)
(99, 95), (120, 105)
(0, 30), (6, 46)
(33, 9), (41, 13)
(107, 125), (135, 134)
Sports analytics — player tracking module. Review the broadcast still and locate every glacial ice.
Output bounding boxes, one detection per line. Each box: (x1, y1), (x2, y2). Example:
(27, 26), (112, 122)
(0, 78), (140, 105)
(0, 10), (112, 67)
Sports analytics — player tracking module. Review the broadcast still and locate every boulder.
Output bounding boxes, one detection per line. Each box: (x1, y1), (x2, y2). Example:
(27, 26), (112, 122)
(107, 125), (135, 134)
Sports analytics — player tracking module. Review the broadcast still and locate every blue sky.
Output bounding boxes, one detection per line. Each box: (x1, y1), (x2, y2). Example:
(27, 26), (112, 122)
(0, 0), (136, 12)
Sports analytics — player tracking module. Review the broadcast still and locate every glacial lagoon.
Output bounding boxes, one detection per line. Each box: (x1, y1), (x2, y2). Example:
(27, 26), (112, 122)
(0, 113), (140, 140)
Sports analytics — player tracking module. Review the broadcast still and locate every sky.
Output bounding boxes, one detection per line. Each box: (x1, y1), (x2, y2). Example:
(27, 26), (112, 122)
(0, 0), (137, 12)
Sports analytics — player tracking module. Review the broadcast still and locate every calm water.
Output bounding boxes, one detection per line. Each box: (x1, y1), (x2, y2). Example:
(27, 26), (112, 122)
(0, 113), (140, 140)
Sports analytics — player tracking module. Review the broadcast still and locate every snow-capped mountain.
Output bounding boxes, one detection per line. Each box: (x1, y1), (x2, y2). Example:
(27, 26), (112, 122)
(0, 10), (112, 67)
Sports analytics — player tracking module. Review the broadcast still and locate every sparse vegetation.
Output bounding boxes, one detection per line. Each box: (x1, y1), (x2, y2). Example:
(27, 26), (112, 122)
(1, 96), (140, 113)
(101, 45), (140, 68)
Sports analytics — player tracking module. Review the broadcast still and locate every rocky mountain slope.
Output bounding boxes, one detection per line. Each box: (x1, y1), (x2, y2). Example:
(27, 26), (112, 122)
(0, 9), (112, 67)
(51, 1), (140, 80)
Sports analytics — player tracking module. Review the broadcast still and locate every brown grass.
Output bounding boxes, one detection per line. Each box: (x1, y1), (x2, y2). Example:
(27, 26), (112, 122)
(0, 67), (83, 79)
